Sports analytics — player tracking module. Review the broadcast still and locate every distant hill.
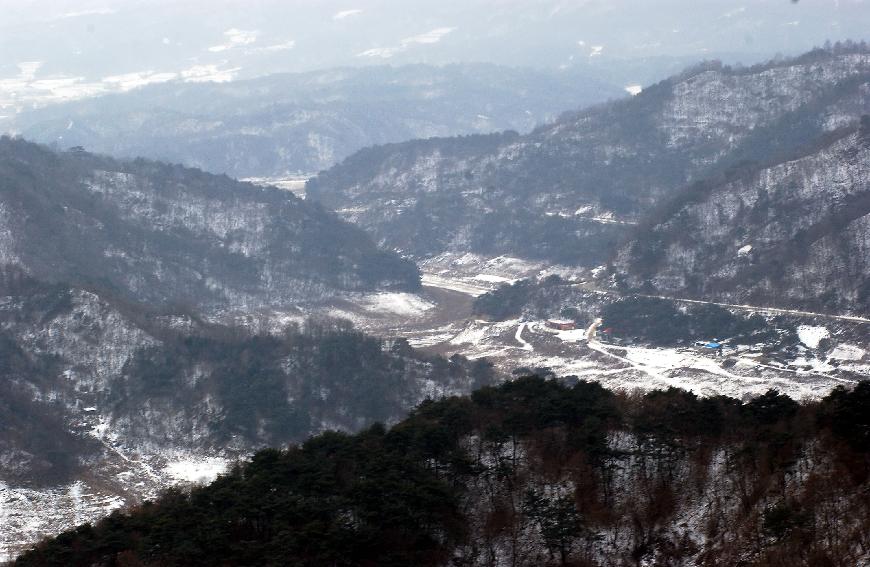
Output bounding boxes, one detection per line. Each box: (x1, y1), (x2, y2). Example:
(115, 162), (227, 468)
(0, 137), (419, 312)
(6, 64), (623, 178)
(308, 44), (870, 313)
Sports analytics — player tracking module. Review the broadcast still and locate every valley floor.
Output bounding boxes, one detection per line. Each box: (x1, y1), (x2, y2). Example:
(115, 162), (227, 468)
(322, 253), (869, 401)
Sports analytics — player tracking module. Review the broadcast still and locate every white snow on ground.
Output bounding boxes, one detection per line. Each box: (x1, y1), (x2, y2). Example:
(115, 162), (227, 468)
(162, 457), (228, 484)
(574, 215), (638, 225)
(621, 346), (745, 380)
(514, 322), (533, 351)
(554, 209), (639, 225)
(553, 328), (590, 343)
(829, 343), (866, 361)
(625, 84), (643, 96)
(407, 324), (460, 348)
(333, 9), (363, 19)
(0, 482), (125, 563)
(420, 253), (543, 280)
(242, 176), (309, 198)
(356, 27), (455, 58)
(0, 445), (233, 560)
(450, 321), (494, 346)
(797, 325), (830, 348)
(422, 311), (862, 401)
(421, 273), (491, 296)
(472, 274), (514, 284)
(419, 253), (582, 298)
(402, 27), (456, 46)
(356, 292), (435, 317)
(356, 47), (402, 59)
(320, 292), (435, 327)
(791, 353), (836, 374)
(583, 340), (855, 399)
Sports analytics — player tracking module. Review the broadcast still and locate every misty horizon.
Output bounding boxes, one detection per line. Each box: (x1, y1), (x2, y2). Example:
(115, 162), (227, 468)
(2, 0), (869, 112)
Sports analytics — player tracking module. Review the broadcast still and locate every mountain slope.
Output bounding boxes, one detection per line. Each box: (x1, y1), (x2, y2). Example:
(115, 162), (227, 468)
(308, 45), (870, 267)
(0, 267), (494, 558)
(0, 137), (419, 312)
(14, 376), (870, 566)
(6, 64), (623, 178)
(0, 268), (491, 481)
(616, 120), (870, 314)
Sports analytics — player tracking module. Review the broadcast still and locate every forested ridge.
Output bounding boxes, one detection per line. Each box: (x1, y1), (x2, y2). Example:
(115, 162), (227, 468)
(15, 376), (870, 566)
(308, 44), (870, 314)
(0, 137), (419, 313)
(616, 118), (870, 314)
(0, 267), (492, 486)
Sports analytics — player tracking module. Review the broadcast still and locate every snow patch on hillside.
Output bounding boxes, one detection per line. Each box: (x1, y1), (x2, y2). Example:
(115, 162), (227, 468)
(357, 292), (435, 317)
(0, 481), (125, 563)
(798, 325), (830, 349)
(829, 343), (866, 361)
(473, 274), (515, 284)
(163, 457), (229, 484)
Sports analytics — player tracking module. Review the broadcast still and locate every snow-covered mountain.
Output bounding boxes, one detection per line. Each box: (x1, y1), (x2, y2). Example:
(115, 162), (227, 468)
(2, 41), (869, 565)
(0, 137), (419, 313)
(307, 44), (870, 313)
(0, 267), (493, 559)
(617, 121), (870, 314)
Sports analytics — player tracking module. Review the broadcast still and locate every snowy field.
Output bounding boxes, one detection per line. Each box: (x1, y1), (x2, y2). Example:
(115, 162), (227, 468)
(417, 253), (585, 297)
(407, 318), (866, 400)
(241, 176), (309, 198)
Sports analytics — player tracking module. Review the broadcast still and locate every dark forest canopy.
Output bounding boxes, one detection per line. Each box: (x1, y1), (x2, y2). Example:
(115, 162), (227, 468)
(16, 376), (870, 566)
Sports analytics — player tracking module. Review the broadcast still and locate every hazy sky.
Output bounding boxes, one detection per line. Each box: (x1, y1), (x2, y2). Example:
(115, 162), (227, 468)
(1, 0), (868, 111)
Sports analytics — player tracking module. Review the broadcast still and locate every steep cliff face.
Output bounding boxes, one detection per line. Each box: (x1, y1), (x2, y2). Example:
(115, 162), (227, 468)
(8, 64), (622, 178)
(308, 47), (870, 267)
(617, 125), (870, 314)
(0, 138), (419, 313)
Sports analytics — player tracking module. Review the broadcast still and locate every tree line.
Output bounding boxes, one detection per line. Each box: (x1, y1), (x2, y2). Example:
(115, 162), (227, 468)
(16, 376), (870, 566)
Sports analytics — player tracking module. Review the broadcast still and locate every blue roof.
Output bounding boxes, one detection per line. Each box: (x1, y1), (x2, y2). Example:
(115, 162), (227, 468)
(705, 342), (722, 348)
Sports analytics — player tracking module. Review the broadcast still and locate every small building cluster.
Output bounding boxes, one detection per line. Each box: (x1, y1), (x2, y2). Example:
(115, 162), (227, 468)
(546, 319), (576, 331)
